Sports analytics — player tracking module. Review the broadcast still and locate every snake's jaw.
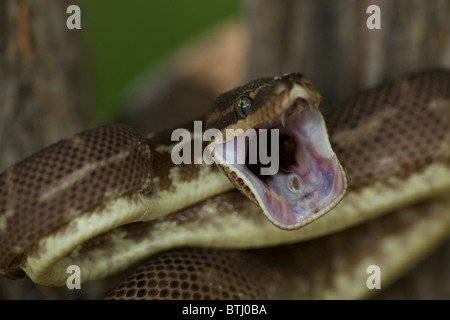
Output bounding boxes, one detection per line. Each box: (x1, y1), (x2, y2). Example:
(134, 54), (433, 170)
(209, 81), (347, 230)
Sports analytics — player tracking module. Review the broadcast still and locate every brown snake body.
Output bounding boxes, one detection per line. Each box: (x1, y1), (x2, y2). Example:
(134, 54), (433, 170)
(0, 69), (449, 299)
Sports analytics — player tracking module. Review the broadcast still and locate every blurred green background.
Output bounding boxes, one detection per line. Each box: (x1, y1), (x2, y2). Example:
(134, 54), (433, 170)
(83, 0), (238, 123)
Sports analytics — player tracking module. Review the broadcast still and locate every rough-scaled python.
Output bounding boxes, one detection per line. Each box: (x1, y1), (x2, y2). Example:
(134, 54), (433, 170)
(0, 69), (449, 299)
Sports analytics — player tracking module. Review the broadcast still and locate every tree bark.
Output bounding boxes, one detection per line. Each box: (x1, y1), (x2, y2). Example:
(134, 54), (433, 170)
(243, 0), (450, 106)
(0, 0), (87, 172)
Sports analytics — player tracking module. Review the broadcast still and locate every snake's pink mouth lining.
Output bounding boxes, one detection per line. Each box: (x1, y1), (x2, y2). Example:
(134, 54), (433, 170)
(216, 98), (346, 228)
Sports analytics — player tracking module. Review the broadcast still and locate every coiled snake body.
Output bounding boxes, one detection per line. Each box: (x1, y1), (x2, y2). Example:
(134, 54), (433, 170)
(0, 69), (449, 299)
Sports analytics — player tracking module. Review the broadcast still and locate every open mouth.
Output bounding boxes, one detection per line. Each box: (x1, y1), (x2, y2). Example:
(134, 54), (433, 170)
(210, 96), (347, 230)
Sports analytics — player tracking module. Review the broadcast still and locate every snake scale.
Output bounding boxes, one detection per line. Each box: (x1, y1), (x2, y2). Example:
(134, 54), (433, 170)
(0, 69), (449, 299)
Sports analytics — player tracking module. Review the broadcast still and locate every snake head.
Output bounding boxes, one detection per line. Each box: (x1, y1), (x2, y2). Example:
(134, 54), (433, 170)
(206, 73), (347, 230)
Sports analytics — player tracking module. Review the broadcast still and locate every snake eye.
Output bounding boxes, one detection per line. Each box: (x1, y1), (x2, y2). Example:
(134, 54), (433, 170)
(235, 96), (253, 118)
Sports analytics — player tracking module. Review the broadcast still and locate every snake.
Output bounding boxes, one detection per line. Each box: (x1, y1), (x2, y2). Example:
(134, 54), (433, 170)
(0, 69), (449, 299)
